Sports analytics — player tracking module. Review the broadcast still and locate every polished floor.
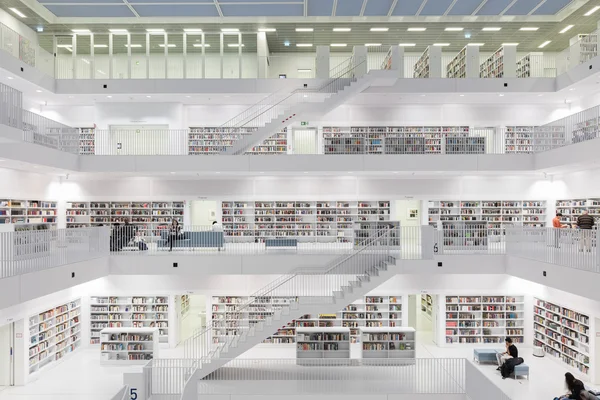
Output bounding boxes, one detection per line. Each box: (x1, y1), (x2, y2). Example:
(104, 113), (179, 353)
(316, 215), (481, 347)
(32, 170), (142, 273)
(1, 330), (596, 400)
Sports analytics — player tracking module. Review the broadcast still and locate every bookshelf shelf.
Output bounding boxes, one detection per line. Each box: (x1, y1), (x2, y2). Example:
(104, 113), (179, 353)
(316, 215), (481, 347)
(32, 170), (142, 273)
(28, 298), (81, 375)
(264, 295), (403, 344)
(533, 298), (589, 375)
(360, 327), (416, 362)
(90, 296), (170, 345)
(428, 200), (547, 233)
(296, 327), (351, 364)
(222, 200), (391, 243)
(188, 127), (287, 155)
(421, 294), (433, 319)
(414, 47), (431, 78)
(0, 199), (57, 226)
(79, 127), (96, 155)
(67, 201), (184, 237)
(445, 295), (525, 344)
(578, 34), (598, 64)
(100, 327), (159, 364)
(555, 198), (600, 225)
(447, 46), (467, 78)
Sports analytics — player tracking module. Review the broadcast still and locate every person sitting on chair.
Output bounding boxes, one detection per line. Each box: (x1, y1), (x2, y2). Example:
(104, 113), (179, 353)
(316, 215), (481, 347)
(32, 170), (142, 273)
(496, 337), (518, 370)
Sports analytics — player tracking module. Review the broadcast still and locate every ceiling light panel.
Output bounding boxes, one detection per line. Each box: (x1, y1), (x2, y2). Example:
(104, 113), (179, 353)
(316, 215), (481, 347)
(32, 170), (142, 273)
(296, 43), (313, 47)
(184, 29), (203, 33)
(296, 28), (313, 32)
(365, 43), (382, 47)
(519, 27), (539, 31)
(398, 43), (416, 47)
(445, 27), (463, 31)
(146, 29), (164, 33)
(584, 6), (600, 16)
(538, 41), (551, 48)
(258, 28), (276, 32)
(333, 28), (351, 32)
(407, 28), (426, 32)
(9, 8), (26, 18)
(433, 43), (451, 46)
(109, 29), (128, 34)
(330, 44), (347, 47)
(482, 27), (501, 31)
(559, 25), (574, 34)
(221, 28), (239, 32)
(370, 28), (389, 32)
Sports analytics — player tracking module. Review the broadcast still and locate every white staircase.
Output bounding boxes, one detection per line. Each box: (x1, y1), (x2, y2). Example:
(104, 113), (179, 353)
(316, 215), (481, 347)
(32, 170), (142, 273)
(221, 57), (377, 156)
(164, 230), (399, 400)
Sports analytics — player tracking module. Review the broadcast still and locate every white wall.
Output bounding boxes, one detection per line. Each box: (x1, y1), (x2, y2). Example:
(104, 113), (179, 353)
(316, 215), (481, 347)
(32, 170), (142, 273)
(0, 9), (38, 46)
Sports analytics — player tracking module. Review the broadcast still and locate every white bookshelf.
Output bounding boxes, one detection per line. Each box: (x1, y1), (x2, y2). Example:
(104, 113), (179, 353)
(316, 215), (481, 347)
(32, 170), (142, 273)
(533, 298), (590, 375)
(28, 298), (81, 375)
(221, 200), (391, 243)
(211, 296), (297, 343)
(296, 327), (351, 364)
(414, 47), (431, 78)
(445, 295), (525, 344)
(360, 327), (416, 361)
(428, 200), (547, 232)
(264, 295), (403, 344)
(79, 127), (96, 155)
(447, 46), (478, 78)
(505, 126), (535, 153)
(480, 46), (516, 78)
(0, 198), (57, 226)
(71, 201), (184, 237)
(572, 117), (599, 144)
(188, 127), (288, 155)
(516, 52), (544, 78)
(578, 34), (598, 64)
(421, 294), (433, 319)
(533, 126), (566, 151)
(89, 296), (170, 345)
(180, 295), (190, 318)
(555, 198), (600, 224)
(100, 327), (158, 364)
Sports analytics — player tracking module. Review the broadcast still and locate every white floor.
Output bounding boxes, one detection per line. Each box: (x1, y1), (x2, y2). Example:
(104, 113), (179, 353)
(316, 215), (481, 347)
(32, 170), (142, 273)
(1, 333), (596, 400)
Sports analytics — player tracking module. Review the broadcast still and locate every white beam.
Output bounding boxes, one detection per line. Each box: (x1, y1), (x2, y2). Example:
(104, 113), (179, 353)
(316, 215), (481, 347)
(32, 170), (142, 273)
(415, 0), (428, 16)
(499, 0), (518, 16)
(444, 0), (459, 16)
(387, 0), (398, 17)
(214, 0), (223, 17)
(360, 0), (368, 17)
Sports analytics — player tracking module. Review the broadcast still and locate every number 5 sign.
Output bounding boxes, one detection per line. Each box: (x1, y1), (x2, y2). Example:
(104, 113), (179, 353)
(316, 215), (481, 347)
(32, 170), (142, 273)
(124, 372), (145, 400)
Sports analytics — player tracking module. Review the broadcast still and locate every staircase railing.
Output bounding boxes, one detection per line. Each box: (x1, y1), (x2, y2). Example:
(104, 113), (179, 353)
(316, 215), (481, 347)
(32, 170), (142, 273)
(182, 227), (393, 361)
(220, 55), (359, 131)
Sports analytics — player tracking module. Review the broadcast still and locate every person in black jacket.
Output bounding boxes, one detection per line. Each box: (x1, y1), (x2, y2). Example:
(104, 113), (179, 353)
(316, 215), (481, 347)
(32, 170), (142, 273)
(496, 337), (518, 368)
(554, 372), (585, 400)
(576, 210), (595, 252)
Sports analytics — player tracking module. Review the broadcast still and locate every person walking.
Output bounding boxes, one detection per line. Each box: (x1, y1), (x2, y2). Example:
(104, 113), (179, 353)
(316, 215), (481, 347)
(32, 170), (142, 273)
(168, 219), (181, 252)
(576, 210), (595, 252)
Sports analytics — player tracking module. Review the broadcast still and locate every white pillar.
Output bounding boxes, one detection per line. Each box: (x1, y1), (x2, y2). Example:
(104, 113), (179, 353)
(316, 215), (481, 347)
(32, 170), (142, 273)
(390, 45), (404, 78)
(352, 45), (368, 77)
(256, 32), (269, 78)
(428, 46), (442, 78)
(502, 45), (517, 78)
(465, 45), (479, 78)
(315, 45), (330, 78)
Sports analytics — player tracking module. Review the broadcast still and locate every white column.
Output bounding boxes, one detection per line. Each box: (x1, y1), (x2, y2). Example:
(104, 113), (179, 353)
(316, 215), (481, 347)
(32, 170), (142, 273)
(390, 45), (404, 78)
(256, 32), (269, 78)
(428, 46), (442, 78)
(315, 45), (330, 78)
(502, 45), (517, 78)
(352, 46), (368, 77)
(465, 45), (479, 78)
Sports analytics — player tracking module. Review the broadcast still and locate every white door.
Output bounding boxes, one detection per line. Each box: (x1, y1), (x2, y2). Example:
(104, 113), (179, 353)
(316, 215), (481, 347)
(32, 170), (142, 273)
(292, 128), (317, 154)
(190, 201), (218, 226)
(109, 124), (171, 155)
(0, 323), (14, 387)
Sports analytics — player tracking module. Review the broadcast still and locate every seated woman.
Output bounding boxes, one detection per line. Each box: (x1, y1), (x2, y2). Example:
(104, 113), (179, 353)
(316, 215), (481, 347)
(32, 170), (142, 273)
(496, 337), (518, 369)
(554, 372), (585, 400)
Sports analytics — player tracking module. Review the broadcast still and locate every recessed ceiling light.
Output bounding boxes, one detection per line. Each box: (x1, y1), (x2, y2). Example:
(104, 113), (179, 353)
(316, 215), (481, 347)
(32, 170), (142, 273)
(227, 44), (245, 47)
(296, 43), (313, 47)
(184, 28), (203, 33)
(519, 27), (539, 31)
(407, 27), (426, 32)
(502, 43), (519, 46)
(9, 8), (26, 18)
(459, 94), (465, 97)
(7, 77), (13, 80)
(109, 29), (128, 34)
(499, 94), (505, 97)
(258, 28), (276, 32)
(170, 172), (175, 174)
(370, 27), (389, 32)
(445, 27), (463, 31)
(433, 43), (450, 46)
(125, 44), (143, 48)
(295, 28), (313, 32)
(333, 28), (351, 32)
(221, 28), (239, 32)
(399, 43), (416, 47)
(365, 43), (382, 47)
(82, 59), (90, 64)
(297, 69), (312, 72)
(97, 70), (106, 75)
(569, 88), (575, 91)
(330, 43), (347, 47)
(538, 94), (543, 97)
(468, 43), (485, 46)
(420, 94), (425, 97)
(185, 95), (191, 98)
(71, 29), (90, 33)
(146, 29), (165, 33)
(260, 172), (265, 174)
(146, 95), (151, 98)
(68, 96), (74, 99)
(36, 90), (42, 93)
(304, 171), (308, 174)
(482, 27), (501, 31)
(57, 45), (73, 52)
(192, 44), (211, 47)
(559, 25), (574, 34)
(106, 95), (112, 98)
(538, 41), (551, 48)
(584, 6), (600, 16)
(159, 44), (176, 48)
(93, 44), (108, 48)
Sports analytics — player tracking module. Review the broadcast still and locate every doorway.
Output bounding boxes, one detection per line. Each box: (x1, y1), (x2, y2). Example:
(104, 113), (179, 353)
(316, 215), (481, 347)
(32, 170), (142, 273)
(0, 322), (14, 389)
(190, 200), (218, 226)
(178, 295), (207, 345)
(292, 128), (318, 154)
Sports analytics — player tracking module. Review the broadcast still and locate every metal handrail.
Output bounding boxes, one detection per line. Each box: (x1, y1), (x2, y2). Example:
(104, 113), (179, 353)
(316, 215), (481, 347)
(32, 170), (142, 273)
(220, 55), (362, 130)
(182, 227), (392, 359)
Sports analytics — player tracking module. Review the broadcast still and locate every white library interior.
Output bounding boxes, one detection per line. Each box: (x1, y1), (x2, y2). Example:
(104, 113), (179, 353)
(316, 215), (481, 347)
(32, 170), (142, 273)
(4, 1), (600, 400)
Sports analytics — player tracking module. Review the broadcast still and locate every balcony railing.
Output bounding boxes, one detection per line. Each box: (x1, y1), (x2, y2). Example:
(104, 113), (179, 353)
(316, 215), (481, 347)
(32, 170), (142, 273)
(0, 227), (110, 279)
(143, 358), (511, 400)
